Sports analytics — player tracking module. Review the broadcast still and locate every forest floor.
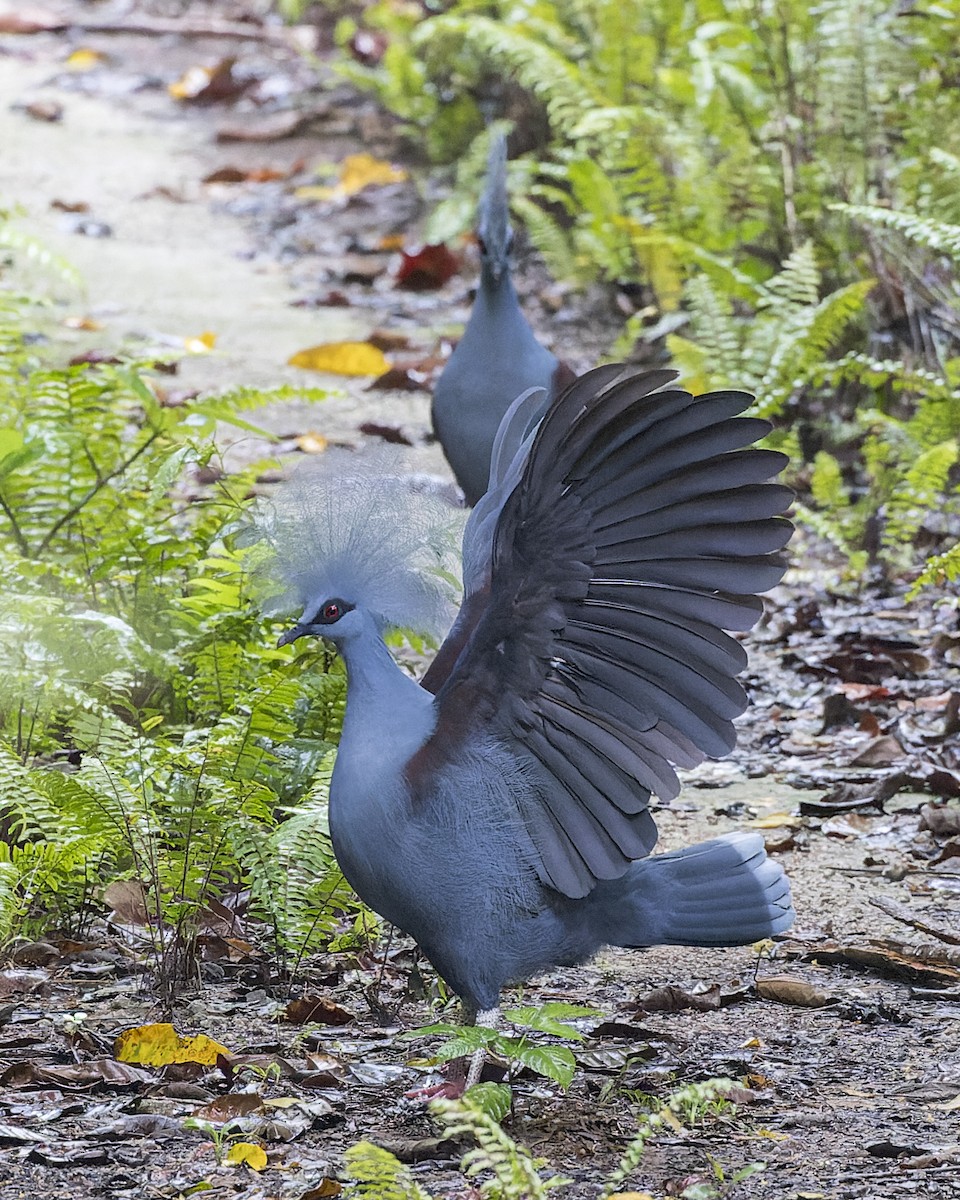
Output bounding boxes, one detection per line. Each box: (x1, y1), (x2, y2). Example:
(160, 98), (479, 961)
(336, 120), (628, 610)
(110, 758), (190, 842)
(1, 4), (959, 1199)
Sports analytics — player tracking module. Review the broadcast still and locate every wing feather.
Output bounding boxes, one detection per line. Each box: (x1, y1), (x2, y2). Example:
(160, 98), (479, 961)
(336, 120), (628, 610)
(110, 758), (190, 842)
(411, 367), (792, 897)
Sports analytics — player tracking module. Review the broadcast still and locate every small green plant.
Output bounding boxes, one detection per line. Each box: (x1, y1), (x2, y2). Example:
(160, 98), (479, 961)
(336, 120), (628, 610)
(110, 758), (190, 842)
(0, 243), (361, 996)
(600, 1079), (741, 1200)
(679, 1154), (766, 1200)
(412, 1001), (601, 1093)
(342, 1076), (753, 1198)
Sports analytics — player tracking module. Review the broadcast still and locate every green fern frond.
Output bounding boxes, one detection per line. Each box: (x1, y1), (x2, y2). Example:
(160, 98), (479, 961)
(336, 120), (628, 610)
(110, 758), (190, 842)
(343, 1140), (432, 1200)
(833, 203), (960, 261)
(431, 1095), (571, 1197)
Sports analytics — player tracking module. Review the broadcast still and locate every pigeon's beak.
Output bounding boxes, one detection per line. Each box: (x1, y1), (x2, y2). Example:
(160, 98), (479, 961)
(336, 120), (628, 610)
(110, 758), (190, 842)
(277, 624), (307, 648)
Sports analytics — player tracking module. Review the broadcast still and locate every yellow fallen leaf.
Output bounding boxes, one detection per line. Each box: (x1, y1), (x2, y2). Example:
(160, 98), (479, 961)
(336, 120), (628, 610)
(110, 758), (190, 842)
(296, 153), (407, 201)
(185, 331), (217, 353)
(608, 1194), (655, 1200)
(741, 1036), (763, 1049)
(225, 1141), (268, 1170)
(288, 341), (388, 377)
(115, 1023), (230, 1067)
(169, 64), (219, 101)
(747, 812), (801, 829)
(66, 48), (105, 71)
(295, 433), (328, 454)
(753, 1127), (791, 1140)
(62, 315), (102, 331)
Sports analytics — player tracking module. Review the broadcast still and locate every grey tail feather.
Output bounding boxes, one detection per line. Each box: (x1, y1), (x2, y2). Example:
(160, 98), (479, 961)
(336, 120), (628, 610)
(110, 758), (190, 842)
(605, 832), (795, 947)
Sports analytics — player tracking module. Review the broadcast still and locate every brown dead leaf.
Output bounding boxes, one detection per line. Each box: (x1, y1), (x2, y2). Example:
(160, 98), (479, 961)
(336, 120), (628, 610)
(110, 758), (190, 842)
(849, 735), (904, 766)
(288, 341), (388, 377)
(300, 1181), (343, 1199)
(920, 802), (960, 838)
(169, 58), (247, 105)
(10, 942), (59, 966)
(348, 27), (389, 66)
(394, 243), (460, 291)
(0, 1058), (155, 1090)
(193, 1092), (265, 1123)
(216, 110), (309, 143)
(103, 879), (150, 924)
(635, 984), (721, 1013)
(284, 996), (355, 1026)
(788, 939), (960, 987)
(358, 422), (414, 446)
(0, 9), (64, 34)
(216, 1052), (301, 1082)
(0, 969), (49, 997)
(366, 367), (431, 393)
(24, 99), (63, 122)
(115, 1023), (230, 1067)
(756, 976), (833, 1007)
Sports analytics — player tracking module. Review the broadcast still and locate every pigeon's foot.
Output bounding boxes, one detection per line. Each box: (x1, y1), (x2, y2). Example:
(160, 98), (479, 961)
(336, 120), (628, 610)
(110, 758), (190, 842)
(465, 1006), (500, 1090)
(404, 1078), (467, 1101)
(405, 1007), (501, 1101)
(404, 1055), (467, 1101)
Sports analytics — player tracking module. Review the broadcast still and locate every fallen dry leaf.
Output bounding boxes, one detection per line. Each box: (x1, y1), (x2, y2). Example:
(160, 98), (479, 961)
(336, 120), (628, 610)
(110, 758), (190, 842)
(0, 1058), (155, 1089)
(634, 984), (721, 1013)
(216, 110), (308, 142)
(193, 1092), (264, 1122)
(169, 58), (247, 105)
(0, 969), (49, 997)
(65, 47), (106, 71)
(288, 341), (388, 377)
(24, 99), (62, 122)
(284, 996), (354, 1026)
(103, 879), (150, 924)
(394, 243), (459, 291)
(115, 1023), (231, 1067)
(0, 9), (63, 34)
(295, 433), (328, 454)
(366, 367), (430, 393)
(756, 976), (833, 1007)
(296, 153), (407, 202)
(225, 1141), (268, 1170)
(184, 331), (217, 354)
(358, 421), (413, 446)
(920, 802), (960, 838)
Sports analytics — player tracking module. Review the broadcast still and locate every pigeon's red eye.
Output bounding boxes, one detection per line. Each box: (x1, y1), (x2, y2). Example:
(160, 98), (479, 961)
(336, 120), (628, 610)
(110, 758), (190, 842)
(323, 602), (341, 621)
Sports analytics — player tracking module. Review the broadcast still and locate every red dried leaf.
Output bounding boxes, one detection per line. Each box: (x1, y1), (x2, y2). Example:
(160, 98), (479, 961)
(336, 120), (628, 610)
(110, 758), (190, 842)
(394, 243), (459, 291)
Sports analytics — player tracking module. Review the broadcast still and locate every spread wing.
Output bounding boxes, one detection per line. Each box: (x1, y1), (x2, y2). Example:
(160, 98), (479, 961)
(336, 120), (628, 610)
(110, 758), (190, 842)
(409, 366), (792, 898)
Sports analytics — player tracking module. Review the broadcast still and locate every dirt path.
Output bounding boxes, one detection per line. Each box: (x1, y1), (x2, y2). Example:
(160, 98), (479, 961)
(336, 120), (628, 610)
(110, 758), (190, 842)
(0, 18), (447, 475)
(1, 10), (960, 1200)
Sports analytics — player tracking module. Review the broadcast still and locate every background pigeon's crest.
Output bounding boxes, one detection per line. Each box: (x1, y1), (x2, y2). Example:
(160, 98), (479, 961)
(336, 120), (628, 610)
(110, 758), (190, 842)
(256, 450), (463, 638)
(478, 132), (511, 263)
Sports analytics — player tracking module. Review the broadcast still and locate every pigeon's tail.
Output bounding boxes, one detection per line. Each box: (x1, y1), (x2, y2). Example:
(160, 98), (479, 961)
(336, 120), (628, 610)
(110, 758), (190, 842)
(595, 833), (794, 948)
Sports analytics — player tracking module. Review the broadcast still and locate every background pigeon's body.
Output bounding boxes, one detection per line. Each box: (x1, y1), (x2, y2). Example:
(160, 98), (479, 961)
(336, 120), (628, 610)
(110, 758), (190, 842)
(432, 134), (571, 505)
(274, 367), (795, 1016)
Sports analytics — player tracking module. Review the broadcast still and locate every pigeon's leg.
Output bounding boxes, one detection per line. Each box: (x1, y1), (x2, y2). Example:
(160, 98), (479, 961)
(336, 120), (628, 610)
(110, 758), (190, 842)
(465, 1007), (500, 1089)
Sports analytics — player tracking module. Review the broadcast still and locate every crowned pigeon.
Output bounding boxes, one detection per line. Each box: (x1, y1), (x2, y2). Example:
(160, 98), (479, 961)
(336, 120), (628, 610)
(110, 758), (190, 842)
(431, 133), (574, 505)
(270, 366), (795, 1082)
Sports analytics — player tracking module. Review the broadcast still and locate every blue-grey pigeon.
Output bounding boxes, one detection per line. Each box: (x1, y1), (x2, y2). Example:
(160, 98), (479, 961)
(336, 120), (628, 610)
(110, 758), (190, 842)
(270, 366), (794, 1075)
(431, 133), (574, 505)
